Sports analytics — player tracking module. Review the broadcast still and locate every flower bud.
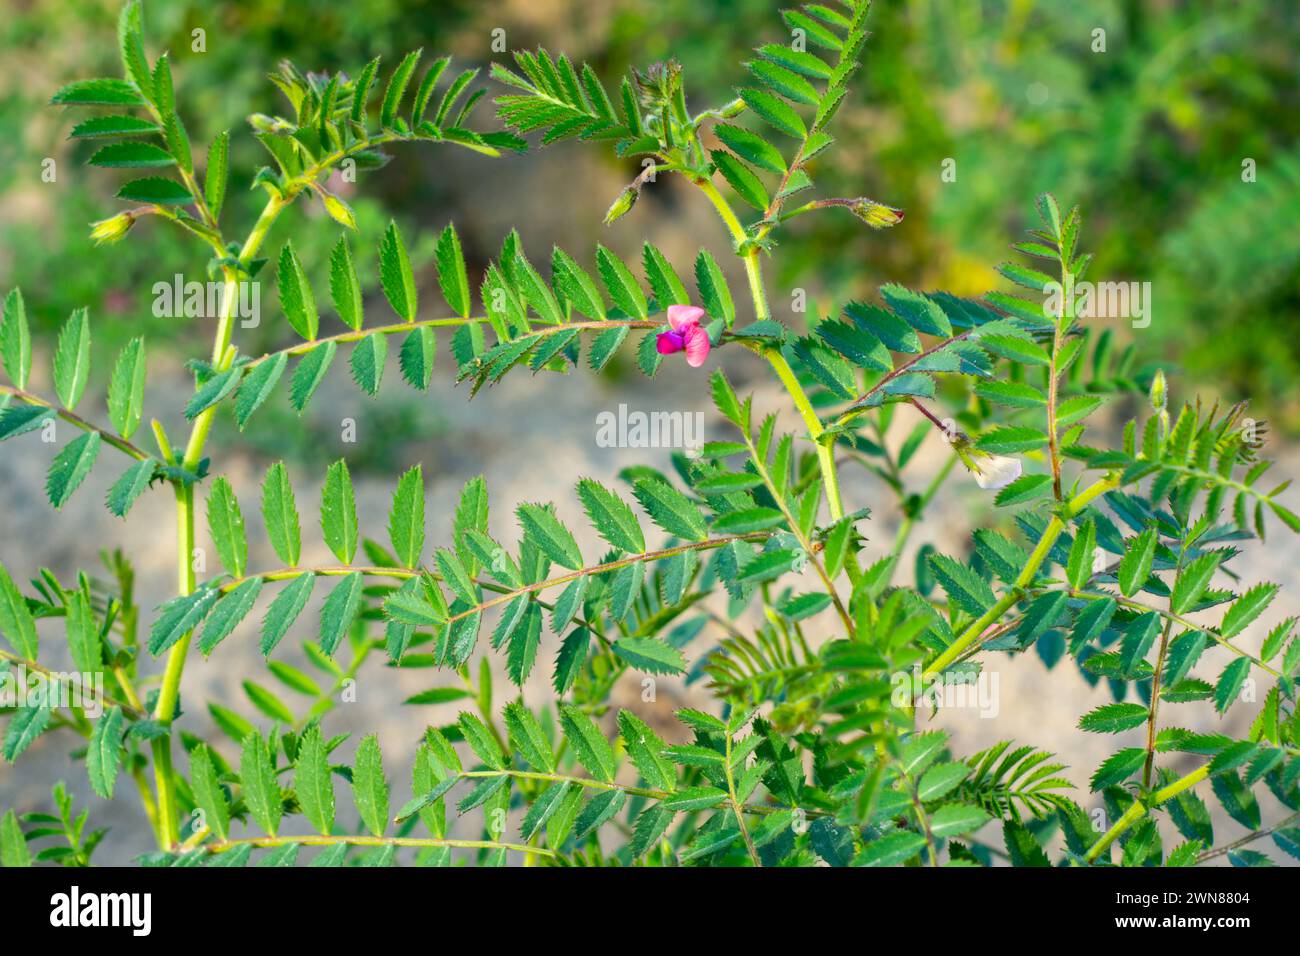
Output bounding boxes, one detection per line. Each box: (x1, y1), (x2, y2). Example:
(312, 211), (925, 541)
(851, 199), (905, 229)
(603, 186), (638, 226)
(320, 190), (357, 230)
(1149, 368), (1166, 412)
(89, 212), (135, 245)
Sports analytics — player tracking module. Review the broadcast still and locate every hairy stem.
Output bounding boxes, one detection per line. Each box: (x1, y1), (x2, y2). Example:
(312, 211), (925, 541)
(922, 474), (1121, 679)
(1084, 762), (1211, 863)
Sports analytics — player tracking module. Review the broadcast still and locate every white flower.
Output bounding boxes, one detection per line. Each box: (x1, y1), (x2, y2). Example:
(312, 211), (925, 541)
(971, 454), (1022, 490)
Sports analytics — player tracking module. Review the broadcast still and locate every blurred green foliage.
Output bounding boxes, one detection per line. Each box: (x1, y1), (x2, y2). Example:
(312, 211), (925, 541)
(3, 0), (1298, 424)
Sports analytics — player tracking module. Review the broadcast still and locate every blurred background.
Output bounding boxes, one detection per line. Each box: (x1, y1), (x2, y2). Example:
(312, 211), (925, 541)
(4, 0), (1299, 422)
(2, 0), (1298, 863)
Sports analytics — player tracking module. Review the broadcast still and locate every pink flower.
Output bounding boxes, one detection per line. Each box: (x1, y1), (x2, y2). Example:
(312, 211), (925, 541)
(656, 304), (711, 368)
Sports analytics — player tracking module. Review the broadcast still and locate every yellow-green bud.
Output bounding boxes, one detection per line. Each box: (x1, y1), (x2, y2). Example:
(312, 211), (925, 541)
(603, 187), (638, 226)
(850, 199), (905, 229)
(1149, 368), (1167, 411)
(89, 212), (135, 245)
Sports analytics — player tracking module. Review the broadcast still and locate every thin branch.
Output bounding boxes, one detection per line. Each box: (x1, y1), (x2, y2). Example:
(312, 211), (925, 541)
(1, 385), (149, 461)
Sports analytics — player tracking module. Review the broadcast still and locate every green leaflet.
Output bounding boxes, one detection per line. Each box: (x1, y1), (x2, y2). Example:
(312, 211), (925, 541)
(1091, 748), (1147, 791)
(351, 56), (381, 122)
(1170, 552), (1222, 614)
(516, 503), (583, 570)
(2, 288), (33, 390)
(605, 561), (642, 621)
(695, 250), (735, 326)
(618, 710), (676, 791)
(3, 700), (50, 761)
(147, 586), (219, 655)
(559, 704), (618, 782)
(106, 337), (146, 438)
(87, 706), (125, 799)
(411, 56), (451, 126)
(184, 365), (241, 420)
(0, 811), (30, 868)
(399, 326), (436, 390)
(587, 326), (628, 373)
(380, 221), (418, 322)
(320, 459), (358, 564)
(206, 476), (248, 578)
(714, 123), (786, 174)
(573, 789), (626, 840)
(1118, 528), (1158, 597)
(642, 243), (689, 307)
(507, 600), (542, 685)
(261, 462), (301, 566)
(328, 237), (363, 331)
(512, 248), (563, 325)
(553, 248), (605, 319)
(289, 341), (337, 413)
(595, 245), (648, 320)
(89, 141), (174, 168)
(929, 804), (991, 839)
(855, 831), (927, 867)
(712, 149), (769, 210)
(633, 477), (708, 541)
(436, 548), (477, 605)
(505, 701), (555, 773)
(549, 575), (588, 635)
(116, 176), (192, 205)
(1079, 702), (1149, 734)
(318, 572), (364, 656)
(53, 308), (91, 410)
(65, 589), (101, 674)
(435, 223), (471, 317)
(380, 49), (422, 128)
(204, 130), (229, 220)
(612, 636), (685, 675)
(1221, 583), (1278, 639)
(1066, 519), (1096, 591)
(295, 725), (335, 835)
(576, 477), (644, 553)
(928, 554), (995, 616)
(352, 734), (389, 837)
(259, 572), (315, 656)
(0, 561), (39, 659)
(240, 730), (282, 836)
(0, 405), (52, 443)
(458, 711), (506, 770)
(630, 804), (674, 858)
(257, 843), (301, 868)
(349, 332), (387, 396)
(235, 352), (287, 429)
(388, 465), (425, 568)
(522, 781), (571, 841)
(1215, 657), (1251, 715)
(198, 577), (264, 656)
(277, 243), (318, 341)
(117, 2), (152, 99)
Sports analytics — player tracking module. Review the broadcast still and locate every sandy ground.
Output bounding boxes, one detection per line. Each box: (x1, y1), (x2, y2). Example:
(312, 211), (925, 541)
(2, 341), (1296, 865)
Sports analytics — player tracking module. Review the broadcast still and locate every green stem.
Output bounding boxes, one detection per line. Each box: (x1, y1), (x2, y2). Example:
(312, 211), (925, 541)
(724, 730), (762, 867)
(1084, 763), (1210, 863)
(151, 193), (287, 850)
(922, 474), (1120, 679)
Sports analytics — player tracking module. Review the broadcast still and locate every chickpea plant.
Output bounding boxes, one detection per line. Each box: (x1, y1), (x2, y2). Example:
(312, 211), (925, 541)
(1, 0), (1298, 869)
